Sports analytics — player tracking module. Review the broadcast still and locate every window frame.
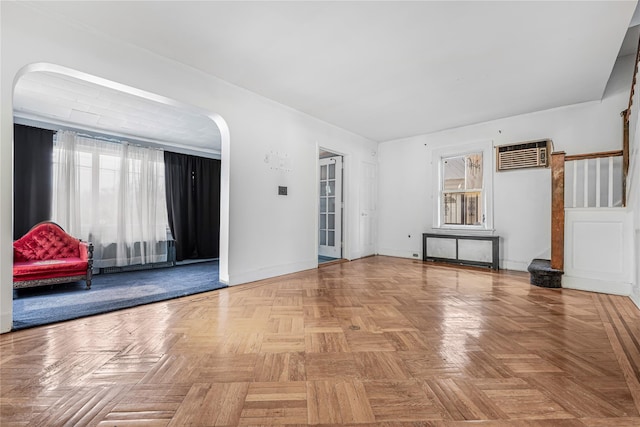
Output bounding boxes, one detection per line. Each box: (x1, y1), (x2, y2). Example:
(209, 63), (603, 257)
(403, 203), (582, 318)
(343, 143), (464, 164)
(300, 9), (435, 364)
(432, 141), (494, 231)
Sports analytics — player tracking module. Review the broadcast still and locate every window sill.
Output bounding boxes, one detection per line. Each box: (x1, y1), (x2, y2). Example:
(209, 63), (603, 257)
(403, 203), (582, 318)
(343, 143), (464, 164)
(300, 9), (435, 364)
(430, 226), (496, 236)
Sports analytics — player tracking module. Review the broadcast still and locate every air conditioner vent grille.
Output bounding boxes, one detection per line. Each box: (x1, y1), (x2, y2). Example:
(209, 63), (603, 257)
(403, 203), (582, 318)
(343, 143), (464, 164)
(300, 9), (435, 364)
(496, 140), (549, 171)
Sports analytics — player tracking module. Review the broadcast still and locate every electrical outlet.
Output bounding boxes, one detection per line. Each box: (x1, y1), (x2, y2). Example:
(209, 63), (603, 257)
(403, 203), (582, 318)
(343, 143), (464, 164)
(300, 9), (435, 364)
(412, 253), (419, 258)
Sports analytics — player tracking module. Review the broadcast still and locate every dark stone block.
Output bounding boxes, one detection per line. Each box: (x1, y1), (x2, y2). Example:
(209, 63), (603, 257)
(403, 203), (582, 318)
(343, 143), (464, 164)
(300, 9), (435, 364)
(527, 258), (563, 288)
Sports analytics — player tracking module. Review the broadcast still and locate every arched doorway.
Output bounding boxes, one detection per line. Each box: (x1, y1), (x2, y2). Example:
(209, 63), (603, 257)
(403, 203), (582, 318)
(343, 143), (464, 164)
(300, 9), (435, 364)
(10, 63), (230, 329)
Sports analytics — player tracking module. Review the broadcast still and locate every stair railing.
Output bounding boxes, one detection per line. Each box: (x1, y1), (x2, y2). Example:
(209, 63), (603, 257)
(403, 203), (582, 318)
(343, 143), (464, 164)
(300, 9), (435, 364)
(620, 31), (640, 208)
(564, 150), (625, 208)
(549, 35), (639, 271)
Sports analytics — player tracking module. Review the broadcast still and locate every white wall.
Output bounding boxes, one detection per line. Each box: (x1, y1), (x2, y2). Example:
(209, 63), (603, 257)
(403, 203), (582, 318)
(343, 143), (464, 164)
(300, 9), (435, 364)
(0, 3), (377, 332)
(634, 131), (640, 308)
(629, 59), (640, 309)
(630, 125), (640, 308)
(378, 54), (635, 271)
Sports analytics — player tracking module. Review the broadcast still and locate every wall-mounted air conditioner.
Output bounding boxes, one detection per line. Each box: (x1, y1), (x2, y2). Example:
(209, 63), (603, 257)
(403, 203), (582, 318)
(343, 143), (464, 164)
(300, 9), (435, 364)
(496, 139), (550, 171)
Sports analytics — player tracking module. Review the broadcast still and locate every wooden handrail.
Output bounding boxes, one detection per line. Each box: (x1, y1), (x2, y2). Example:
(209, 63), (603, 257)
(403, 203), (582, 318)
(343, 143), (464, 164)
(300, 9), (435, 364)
(626, 32), (640, 116)
(620, 32), (640, 206)
(564, 150), (623, 162)
(623, 116), (629, 207)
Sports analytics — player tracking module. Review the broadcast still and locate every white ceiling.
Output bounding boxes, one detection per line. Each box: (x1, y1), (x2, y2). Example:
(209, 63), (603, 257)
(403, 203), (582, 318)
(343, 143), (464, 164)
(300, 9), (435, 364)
(14, 71), (222, 155)
(14, 1), (639, 147)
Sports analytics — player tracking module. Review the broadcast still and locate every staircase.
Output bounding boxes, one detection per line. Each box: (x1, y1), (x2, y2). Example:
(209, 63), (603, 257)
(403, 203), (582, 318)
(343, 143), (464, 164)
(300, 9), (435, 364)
(527, 259), (562, 288)
(528, 35), (637, 292)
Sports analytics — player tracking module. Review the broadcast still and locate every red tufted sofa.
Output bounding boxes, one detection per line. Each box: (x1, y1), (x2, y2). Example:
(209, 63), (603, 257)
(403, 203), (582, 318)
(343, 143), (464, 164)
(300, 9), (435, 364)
(13, 222), (94, 289)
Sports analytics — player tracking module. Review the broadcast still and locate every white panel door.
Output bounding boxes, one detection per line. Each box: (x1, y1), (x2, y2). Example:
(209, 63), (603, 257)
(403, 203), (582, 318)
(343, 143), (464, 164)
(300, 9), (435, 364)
(359, 161), (377, 257)
(319, 156), (342, 258)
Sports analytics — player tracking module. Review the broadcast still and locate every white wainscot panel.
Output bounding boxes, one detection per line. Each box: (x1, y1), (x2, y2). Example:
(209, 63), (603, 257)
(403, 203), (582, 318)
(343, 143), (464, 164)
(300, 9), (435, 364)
(426, 237), (456, 259)
(571, 221), (623, 275)
(564, 208), (632, 295)
(458, 239), (493, 263)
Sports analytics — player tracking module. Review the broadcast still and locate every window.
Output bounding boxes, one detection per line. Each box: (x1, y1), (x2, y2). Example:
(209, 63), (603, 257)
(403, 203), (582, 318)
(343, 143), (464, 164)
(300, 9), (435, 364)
(433, 142), (493, 230)
(52, 131), (170, 268)
(442, 153), (483, 226)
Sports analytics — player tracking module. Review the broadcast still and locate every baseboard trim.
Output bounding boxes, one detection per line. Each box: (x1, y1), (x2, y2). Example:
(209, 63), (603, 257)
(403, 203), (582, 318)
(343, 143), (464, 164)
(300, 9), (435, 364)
(562, 275), (631, 296)
(378, 248), (531, 271)
(631, 291), (640, 310)
(502, 260), (528, 272)
(227, 259), (317, 286)
(0, 312), (12, 333)
(377, 248), (422, 260)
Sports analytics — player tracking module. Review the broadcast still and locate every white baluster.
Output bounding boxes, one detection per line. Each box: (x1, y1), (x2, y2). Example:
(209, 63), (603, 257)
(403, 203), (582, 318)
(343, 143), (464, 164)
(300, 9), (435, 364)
(596, 157), (601, 208)
(583, 159), (589, 208)
(608, 156), (614, 207)
(572, 160), (577, 208)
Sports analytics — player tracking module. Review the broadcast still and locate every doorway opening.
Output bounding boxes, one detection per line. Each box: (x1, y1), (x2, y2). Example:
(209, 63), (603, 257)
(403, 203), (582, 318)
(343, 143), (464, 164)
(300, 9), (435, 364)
(9, 63), (230, 330)
(318, 149), (344, 265)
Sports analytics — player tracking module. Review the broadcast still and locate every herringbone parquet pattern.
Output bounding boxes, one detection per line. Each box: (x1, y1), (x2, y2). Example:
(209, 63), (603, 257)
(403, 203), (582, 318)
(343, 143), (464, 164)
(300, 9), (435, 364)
(1, 256), (639, 426)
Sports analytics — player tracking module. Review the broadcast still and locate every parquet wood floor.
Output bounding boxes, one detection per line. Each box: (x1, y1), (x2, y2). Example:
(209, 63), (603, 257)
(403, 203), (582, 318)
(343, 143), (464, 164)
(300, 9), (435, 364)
(1, 256), (639, 426)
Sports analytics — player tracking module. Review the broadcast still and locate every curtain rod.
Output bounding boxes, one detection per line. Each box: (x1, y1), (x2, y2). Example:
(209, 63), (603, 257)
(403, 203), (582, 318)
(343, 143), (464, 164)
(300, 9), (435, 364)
(57, 129), (163, 151)
(14, 117), (220, 159)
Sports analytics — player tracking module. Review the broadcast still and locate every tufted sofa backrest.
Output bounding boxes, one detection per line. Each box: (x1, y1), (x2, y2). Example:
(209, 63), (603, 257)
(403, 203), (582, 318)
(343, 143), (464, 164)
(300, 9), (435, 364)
(13, 222), (81, 262)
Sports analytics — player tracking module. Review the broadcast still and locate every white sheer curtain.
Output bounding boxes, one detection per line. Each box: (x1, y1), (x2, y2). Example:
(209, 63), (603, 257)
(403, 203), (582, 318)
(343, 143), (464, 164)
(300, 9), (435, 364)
(52, 131), (170, 268)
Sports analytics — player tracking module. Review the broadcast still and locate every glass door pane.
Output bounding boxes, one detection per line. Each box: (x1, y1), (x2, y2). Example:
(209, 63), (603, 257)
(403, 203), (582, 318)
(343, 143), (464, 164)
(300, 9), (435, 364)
(319, 156), (342, 258)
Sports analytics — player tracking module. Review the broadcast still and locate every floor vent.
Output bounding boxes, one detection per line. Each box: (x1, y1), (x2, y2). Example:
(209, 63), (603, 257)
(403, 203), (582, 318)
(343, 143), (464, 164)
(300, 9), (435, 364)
(496, 139), (550, 171)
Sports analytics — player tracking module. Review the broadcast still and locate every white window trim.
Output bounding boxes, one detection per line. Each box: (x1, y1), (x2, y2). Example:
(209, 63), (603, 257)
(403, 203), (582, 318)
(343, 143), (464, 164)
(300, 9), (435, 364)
(432, 140), (494, 232)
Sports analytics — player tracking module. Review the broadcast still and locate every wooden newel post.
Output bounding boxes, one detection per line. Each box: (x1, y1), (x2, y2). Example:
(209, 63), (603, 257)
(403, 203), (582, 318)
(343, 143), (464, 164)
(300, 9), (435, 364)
(550, 152), (565, 271)
(622, 110), (629, 207)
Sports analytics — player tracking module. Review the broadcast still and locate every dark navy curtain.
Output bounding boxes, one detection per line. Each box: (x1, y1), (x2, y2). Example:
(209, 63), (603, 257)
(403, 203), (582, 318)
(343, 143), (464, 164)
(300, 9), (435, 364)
(13, 124), (54, 239)
(164, 151), (220, 261)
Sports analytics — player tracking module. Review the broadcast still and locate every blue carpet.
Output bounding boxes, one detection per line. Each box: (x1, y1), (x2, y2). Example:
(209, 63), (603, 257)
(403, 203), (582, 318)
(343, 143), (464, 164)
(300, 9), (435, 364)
(12, 260), (225, 330)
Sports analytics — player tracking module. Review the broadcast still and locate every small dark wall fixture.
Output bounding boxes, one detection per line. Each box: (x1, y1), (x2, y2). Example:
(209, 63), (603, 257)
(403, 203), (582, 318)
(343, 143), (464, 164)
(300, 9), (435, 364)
(278, 186), (287, 196)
